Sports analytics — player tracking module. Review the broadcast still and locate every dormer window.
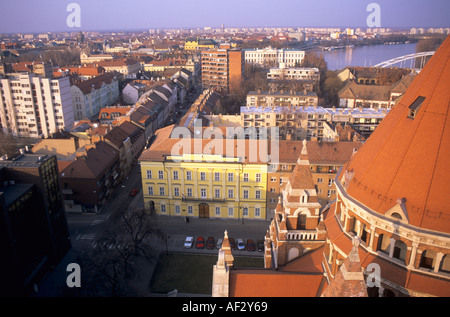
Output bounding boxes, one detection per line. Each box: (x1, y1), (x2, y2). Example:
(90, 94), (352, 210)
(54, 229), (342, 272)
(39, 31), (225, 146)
(408, 96), (425, 119)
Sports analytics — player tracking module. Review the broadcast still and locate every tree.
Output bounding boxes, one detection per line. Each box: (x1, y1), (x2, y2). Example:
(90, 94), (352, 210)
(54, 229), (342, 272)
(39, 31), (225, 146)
(74, 207), (162, 296)
(322, 71), (344, 107)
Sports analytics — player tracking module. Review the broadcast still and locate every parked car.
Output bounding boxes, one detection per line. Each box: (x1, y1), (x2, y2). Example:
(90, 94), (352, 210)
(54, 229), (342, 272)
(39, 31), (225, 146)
(229, 237), (236, 250)
(184, 236), (194, 248)
(196, 236), (205, 249)
(246, 239), (256, 251)
(257, 239), (264, 252)
(129, 188), (139, 196)
(206, 237), (215, 249)
(237, 239), (245, 250)
(216, 238), (223, 249)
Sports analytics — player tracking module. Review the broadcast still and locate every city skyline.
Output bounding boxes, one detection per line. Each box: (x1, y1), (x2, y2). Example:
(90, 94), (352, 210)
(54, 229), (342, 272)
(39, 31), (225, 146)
(0, 0), (449, 34)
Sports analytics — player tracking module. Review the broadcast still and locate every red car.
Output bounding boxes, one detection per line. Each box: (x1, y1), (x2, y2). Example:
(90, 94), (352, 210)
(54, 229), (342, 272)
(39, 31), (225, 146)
(196, 236), (205, 249)
(129, 188), (139, 196)
(246, 239), (256, 251)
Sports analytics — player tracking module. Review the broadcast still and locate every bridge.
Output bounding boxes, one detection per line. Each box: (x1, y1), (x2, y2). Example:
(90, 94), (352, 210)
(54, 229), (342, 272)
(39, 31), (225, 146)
(374, 51), (435, 68)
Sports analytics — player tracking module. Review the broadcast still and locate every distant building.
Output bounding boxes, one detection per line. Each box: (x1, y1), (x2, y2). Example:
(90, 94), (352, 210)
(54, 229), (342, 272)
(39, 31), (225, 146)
(80, 52), (113, 64)
(0, 73), (74, 138)
(184, 37), (218, 51)
(244, 47), (305, 67)
(97, 58), (141, 79)
(0, 153), (71, 296)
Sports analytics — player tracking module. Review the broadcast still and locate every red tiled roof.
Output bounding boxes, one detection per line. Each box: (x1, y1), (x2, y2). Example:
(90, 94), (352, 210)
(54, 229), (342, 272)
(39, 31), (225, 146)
(229, 270), (325, 297)
(344, 35), (450, 233)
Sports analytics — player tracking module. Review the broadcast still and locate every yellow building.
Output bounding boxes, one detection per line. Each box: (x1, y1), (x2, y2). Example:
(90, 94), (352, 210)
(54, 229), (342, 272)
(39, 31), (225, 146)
(184, 38), (217, 51)
(139, 125), (268, 220)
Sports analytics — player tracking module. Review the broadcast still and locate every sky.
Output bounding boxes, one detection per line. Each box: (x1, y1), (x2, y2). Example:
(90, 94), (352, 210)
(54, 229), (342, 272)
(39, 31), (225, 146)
(0, 0), (449, 34)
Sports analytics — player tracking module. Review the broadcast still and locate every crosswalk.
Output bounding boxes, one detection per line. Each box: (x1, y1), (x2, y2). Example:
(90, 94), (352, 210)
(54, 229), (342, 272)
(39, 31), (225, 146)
(76, 233), (96, 240)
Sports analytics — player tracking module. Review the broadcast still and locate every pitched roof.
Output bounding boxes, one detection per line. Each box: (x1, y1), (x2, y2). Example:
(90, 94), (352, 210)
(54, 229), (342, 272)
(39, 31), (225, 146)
(343, 36), (450, 233)
(60, 141), (118, 179)
(73, 72), (117, 94)
(229, 246), (326, 297)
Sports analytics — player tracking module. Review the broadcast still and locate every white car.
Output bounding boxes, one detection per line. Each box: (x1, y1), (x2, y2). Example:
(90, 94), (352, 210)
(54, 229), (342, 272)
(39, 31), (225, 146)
(237, 239), (245, 250)
(184, 236), (194, 248)
(216, 238), (223, 249)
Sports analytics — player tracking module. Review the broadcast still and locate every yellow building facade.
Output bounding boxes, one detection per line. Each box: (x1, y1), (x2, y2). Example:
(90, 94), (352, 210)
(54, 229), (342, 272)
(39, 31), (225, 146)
(140, 152), (268, 220)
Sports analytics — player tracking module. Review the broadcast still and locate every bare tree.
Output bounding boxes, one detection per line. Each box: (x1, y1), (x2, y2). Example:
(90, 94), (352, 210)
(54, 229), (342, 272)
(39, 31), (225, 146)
(73, 207), (162, 296)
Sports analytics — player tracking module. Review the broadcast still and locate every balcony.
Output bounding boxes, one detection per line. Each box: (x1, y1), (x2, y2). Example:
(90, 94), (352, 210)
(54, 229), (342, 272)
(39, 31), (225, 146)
(286, 230), (319, 241)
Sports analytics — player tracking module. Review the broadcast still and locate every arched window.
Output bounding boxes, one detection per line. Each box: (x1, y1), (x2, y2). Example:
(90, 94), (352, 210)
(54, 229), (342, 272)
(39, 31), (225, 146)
(393, 240), (407, 263)
(391, 212), (402, 220)
(377, 234), (390, 254)
(439, 254), (450, 273)
(419, 250), (437, 270)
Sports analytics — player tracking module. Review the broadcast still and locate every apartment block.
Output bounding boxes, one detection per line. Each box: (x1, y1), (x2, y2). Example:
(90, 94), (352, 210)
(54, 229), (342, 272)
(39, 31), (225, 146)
(241, 105), (387, 140)
(201, 49), (244, 93)
(71, 73), (120, 120)
(0, 73), (74, 138)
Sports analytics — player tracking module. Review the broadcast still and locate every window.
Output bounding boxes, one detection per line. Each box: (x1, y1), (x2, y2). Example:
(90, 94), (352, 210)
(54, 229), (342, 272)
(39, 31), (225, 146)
(215, 189), (221, 198)
(228, 189), (234, 199)
(243, 207), (249, 216)
(187, 188), (193, 197)
(188, 206), (193, 215)
(201, 188), (207, 198)
(243, 190), (249, 199)
(270, 188), (276, 193)
(214, 172), (220, 181)
(271, 177), (277, 182)
(200, 171), (206, 181)
(328, 179), (334, 187)
(215, 207), (221, 216)
(256, 173), (261, 182)
(161, 204), (166, 213)
(147, 186), (153, 195)
(228, 172), (234, 182)
(255, 190), (261, 199)
(408, 96), (425, 119)
(243, 173), (249, 182)
(255, 207), (261, 217)
(317, 178), (323, 183)
(159, 187), (165, 196)
(146, 170), (152, 179)
(158, 170), (164, 179)
(327, 189), (336, 197)
(228, 207), (234, 216)
(174, 187), (180, 197)
(186, 171), (192, 180)
(175, 205), (181, 214)
(173, 170), (179, 180)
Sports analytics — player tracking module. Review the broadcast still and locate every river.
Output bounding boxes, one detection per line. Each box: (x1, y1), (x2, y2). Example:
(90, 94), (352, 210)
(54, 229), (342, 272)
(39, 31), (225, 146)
(318, 43), (418, 70)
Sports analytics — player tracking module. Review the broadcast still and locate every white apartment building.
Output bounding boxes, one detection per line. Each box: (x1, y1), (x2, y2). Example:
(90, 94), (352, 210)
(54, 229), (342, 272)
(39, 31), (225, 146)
(246, 89), (318, 108)
(240, 105), (388, 140)
(244, 47), (305, 67)
(0, 73), (74, 138)
(267, 65), (320, 85)
(71, 73), (119, 120)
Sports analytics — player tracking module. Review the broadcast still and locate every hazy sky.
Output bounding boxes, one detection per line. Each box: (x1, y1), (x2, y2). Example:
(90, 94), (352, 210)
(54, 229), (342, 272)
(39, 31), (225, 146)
(0, 0), (449, 33)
